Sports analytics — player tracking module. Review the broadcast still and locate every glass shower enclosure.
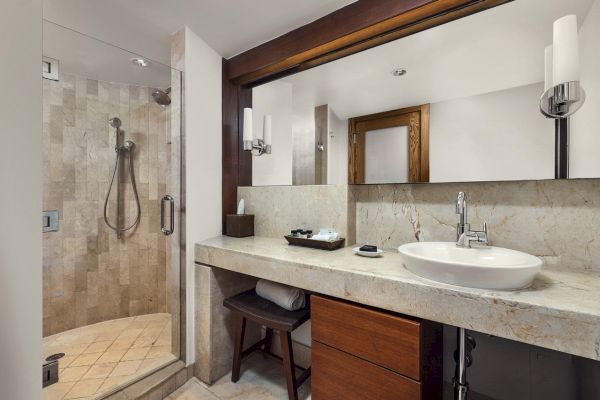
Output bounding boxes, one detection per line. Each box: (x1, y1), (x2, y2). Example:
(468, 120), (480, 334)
(42, 20), (183, 399)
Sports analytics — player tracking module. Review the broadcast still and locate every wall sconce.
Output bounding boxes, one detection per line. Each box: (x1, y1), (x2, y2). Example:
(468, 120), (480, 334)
(540, 15), (586, 119)
(243, 108), (272, 156)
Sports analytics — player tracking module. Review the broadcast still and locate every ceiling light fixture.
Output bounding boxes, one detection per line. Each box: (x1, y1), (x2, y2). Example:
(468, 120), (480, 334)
(391, 68), (407, 77)
(131, 57), (151, 68)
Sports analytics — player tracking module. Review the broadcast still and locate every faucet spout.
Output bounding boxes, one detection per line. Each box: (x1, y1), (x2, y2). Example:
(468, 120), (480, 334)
(456, 192), (469, 240)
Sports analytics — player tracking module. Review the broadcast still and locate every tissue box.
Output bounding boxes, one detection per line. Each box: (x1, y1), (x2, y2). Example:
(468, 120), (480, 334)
(226, 214), (254, 238)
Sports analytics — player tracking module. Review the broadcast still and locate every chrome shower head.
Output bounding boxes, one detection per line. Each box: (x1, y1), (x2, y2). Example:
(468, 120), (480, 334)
(109, 117), (122, 129)
(152, 88), (171, 106)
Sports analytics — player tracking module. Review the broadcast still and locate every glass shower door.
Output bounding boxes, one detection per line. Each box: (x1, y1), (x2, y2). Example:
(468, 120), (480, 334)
(42, 20), (183, 399)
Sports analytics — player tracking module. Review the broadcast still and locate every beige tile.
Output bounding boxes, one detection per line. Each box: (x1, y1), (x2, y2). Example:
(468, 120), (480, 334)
(64, 378), (104, 399)
(119, 328), (144, 339)
(97, 376), (129, 394)
(82, 363), (116, 380)
(43, 381), (76, 400)
(138, 354), (173, 373)
(109, 360), (142, 377)
(70, 352), (103, 367)
(108, 337), (135, 351)
(95, 329), (122, 342)
(146, 345), (171, 359)
(60, 365), (90, 383)
(83, 340), (113, 354)
(61, 342), (91, 357)
(58, 355), (77, 370)
(154, 334), (170, 346)
(139, 327), (163, 340)
(96, 348), (127, 364)
(131, 336), (156, 348)
(166, 379), (219, 400)
(121, 346), (150, 361)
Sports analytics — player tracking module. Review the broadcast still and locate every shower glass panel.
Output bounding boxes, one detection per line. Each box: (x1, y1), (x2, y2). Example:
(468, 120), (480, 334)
(42, 20), (183, 399)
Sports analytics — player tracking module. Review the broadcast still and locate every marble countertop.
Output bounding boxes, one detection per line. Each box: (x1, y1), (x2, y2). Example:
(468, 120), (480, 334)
(195, 236), (600, 361)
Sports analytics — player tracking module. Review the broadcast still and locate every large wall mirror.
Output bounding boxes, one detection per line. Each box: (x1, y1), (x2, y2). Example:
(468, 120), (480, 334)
(247, 0), (599, 186)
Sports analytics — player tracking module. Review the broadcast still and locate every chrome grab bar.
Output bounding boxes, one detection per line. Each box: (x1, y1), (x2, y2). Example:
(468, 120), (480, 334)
(161, 195), (175, 236)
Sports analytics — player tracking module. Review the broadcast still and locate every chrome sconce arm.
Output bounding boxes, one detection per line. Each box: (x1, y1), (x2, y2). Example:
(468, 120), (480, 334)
(540, 80), (586, 119)
(243, 138), (271, 156)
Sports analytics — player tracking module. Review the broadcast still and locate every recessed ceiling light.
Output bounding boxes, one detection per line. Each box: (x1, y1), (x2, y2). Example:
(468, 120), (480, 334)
(391, 68), (407, 77)
(131, 57), (151, 67)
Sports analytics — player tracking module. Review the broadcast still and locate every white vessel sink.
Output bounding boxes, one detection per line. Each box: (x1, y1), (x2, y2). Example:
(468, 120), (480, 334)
(398, 242), (542, 290)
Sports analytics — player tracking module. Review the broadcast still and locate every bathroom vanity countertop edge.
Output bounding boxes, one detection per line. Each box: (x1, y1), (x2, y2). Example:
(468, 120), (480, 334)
(195, 236), (600, 361)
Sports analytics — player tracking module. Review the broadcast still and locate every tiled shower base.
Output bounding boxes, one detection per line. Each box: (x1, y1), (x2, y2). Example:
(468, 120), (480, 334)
(43, 313), (176, 400)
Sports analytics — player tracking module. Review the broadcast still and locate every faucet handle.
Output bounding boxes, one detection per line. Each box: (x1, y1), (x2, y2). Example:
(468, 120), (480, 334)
(479, 222), (489, 245)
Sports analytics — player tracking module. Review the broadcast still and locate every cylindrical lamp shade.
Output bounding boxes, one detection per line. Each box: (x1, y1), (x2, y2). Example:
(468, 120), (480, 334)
(263, 115), (272, 146)
(544, 45), (553, 91)
(553, 14), (579, 85)
(243, 108), (253, 141)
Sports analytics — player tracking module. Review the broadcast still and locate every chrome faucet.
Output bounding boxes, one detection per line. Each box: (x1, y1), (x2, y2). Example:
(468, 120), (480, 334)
(455, 192), (489, 248)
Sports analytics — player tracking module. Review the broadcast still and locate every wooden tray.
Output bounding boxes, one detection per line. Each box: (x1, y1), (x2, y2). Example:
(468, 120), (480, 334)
(284, 235), (345, 250)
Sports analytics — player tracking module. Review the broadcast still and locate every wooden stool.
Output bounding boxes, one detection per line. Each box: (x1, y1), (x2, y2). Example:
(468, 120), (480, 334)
(223, 289), (311, 400)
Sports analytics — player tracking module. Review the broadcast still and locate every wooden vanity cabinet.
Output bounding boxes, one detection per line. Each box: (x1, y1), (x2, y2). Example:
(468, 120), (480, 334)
(311, 295), (442, 400)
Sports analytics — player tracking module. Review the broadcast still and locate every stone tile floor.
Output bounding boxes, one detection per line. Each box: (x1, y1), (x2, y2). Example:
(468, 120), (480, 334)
(167, 353), (311, 400)
(43, 313), (175, 400)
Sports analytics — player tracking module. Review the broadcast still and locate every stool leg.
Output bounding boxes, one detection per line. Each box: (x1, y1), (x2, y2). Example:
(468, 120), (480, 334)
(279, 331), (298, 400)
(264, 328), (273, 353)
(231, 315), (246, 383)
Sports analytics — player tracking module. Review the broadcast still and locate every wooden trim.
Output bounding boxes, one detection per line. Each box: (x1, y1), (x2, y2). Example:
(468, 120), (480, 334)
(222, 60), (252, 234)
(226, 0), (511, 86)
(348, 105), (430, 184)
(222, 0), (512, 229)
(419, 104), (430, 182)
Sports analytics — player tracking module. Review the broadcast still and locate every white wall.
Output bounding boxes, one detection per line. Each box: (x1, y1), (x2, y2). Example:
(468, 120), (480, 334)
(570, 0), (600, 178)
(327, 108), (348, 185)
(0, 0), (43, 398)
(430, 83), (554, 182)
(183, 26), (222, 365)
(252, 82), (293, 186)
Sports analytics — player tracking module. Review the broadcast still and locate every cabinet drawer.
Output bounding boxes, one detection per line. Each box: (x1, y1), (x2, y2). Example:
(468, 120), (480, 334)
(312, 341), (421, 400)
(312, 295), (421, 380)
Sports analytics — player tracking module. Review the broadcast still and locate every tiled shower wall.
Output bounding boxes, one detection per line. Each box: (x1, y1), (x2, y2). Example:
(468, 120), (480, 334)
(42, 73), (171, 336)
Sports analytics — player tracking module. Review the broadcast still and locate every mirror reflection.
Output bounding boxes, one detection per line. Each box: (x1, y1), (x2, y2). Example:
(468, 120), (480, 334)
(248, 0), (599, 186)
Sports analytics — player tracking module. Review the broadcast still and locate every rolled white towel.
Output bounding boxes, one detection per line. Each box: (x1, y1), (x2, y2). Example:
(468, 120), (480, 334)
(256, 279), (306, 311)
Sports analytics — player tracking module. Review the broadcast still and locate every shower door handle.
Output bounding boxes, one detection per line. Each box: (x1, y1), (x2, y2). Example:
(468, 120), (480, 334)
(161, 195), (175, 236)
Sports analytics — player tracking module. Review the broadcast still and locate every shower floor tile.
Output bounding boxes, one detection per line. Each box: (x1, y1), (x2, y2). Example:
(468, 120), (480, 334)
(43, 313), (176, 400)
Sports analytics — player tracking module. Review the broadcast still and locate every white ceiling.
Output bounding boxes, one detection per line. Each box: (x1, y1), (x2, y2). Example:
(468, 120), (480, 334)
(43, 21), (173, 88)
(43, 0), (356, 65)
(268, 0), (594, 120)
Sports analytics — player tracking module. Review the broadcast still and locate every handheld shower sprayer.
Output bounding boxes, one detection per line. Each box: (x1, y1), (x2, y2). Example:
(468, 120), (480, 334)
(103, 117), (141, 238)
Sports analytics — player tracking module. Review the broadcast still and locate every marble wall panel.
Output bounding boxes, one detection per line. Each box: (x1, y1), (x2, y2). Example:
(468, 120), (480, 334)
(353, 179), (600, 272)
(237, 184), (355, 243)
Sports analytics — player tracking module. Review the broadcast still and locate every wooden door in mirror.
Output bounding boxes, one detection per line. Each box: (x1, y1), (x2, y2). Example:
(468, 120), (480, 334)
(349, 104), (430, 184)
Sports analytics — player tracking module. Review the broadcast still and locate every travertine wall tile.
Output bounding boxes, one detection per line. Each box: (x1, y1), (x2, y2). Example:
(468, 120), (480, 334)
(42, 73), (172, 336)
(237, 184), (355, 244)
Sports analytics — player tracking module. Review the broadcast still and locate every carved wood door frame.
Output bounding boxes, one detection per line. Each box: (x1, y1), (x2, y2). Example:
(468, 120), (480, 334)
(348, 104), (429, 184)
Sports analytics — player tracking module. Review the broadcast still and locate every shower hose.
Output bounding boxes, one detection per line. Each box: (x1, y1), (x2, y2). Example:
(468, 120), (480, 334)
(103, 143), (141, 236)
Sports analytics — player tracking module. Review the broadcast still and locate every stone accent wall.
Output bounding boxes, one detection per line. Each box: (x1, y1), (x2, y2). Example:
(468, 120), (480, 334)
(239, 179), (600, 273)
(42, 73), (171, 336)
(237, 184), (356, 244)
(353, 179), (600, 272)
